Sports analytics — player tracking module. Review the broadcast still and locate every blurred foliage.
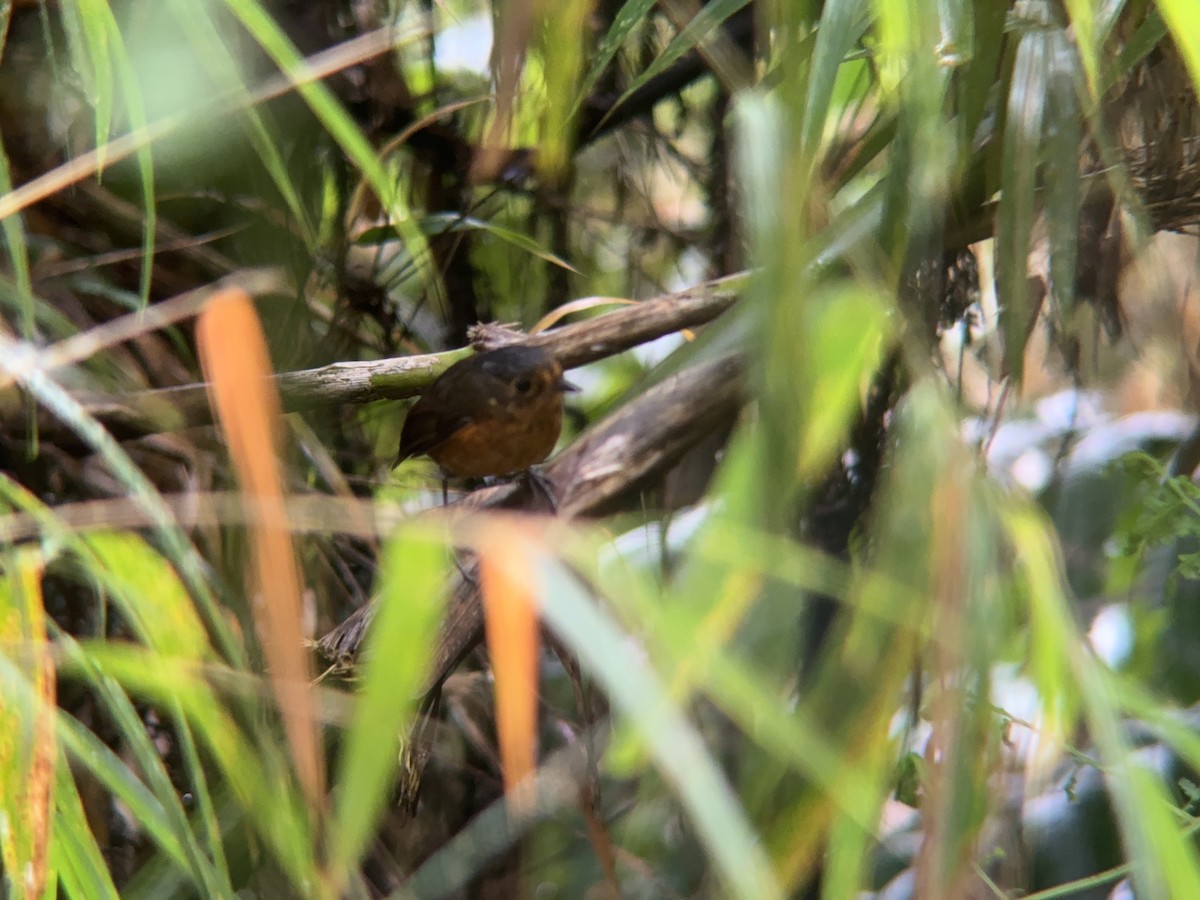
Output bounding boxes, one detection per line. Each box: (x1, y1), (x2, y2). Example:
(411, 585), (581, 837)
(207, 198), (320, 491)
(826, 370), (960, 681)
(3, 0), (1200, 898)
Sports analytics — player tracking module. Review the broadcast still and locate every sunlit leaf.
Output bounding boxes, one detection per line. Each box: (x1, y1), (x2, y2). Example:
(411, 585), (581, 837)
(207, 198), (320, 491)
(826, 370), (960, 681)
(80, 532), (209, 660)
(1156, 0), (1200, 92)
(796, 283), (890, 478)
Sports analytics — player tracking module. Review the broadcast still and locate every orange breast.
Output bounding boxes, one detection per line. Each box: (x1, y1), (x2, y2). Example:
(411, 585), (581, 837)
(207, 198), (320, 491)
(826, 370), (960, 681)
(428, 397), (563, 478)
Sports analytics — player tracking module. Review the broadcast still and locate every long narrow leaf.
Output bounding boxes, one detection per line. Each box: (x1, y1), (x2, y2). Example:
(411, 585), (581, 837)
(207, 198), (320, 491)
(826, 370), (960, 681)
(609, 0), (751, 117)
(572, 0), (658, 118)
(50, 759), (120, 900)
(328, 528), (444, 883)
(537, 560), (784, 900)
(997, 8), (1050, 379)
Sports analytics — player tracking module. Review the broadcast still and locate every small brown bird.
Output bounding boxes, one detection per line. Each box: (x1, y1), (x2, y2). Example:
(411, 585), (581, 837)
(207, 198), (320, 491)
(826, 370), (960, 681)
(395, 345), (577, 490)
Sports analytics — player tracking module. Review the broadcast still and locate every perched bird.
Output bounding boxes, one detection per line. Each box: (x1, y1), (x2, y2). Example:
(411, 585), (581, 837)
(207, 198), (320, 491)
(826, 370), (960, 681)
(395, 345), (577, 498)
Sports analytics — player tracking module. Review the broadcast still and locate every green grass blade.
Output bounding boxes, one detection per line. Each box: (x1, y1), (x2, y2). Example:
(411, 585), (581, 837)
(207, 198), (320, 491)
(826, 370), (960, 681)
(0, 136), (36, 339)
(1156, 0), (1200, 91)
(1062, 0), (1101, 100)
(65, 0), (157, 306)
(997, 11), (1049, 380)
(220, 0), (434, 289)
(169, 696), (232, 895)
(163, 0), (318, 247)
(572, 0), (658, 120)
(537, 560), (784, 900)
(540, 0), (591, 176)
(50, 757), (121, 900)
(609, 0), (751, 116)
(957, 0), (1008, 152)
(799, 0), (870, 169)
(55, 710), (194, 874)
(66, 642), (315, 893)
(328, 527), (445, 882)
(55, 637), (228, 894)
(61, 0), (116, 163)
(1008, 506), (1200, 897)
(0, 362), (243, 667)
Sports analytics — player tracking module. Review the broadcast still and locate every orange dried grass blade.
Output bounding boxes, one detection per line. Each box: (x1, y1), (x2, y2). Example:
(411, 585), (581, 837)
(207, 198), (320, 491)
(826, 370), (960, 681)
(478, 524), (542, 811)
(0, 550), (55, 898)
(196, 288), (325, 808)
(531, 296), (694, 340)
(531, 297), (635, 334)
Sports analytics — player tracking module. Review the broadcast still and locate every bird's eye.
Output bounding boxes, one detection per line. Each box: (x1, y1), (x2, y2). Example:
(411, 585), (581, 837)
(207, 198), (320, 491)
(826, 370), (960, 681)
(515, 376), (533, 393)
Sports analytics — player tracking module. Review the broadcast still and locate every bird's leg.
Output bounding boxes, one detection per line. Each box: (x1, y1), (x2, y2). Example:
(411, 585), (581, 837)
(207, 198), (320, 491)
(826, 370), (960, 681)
(434, 472), (477, 585)
(479, 470), (558, 511)
(398, 688), (443, 815)
(452, 551), (478, 590)
(523, 467), (559, 512)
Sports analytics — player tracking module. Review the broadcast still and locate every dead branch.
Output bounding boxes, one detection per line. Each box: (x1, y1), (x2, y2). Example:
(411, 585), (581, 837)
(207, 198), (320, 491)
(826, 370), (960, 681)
(9, 273), (744, 445)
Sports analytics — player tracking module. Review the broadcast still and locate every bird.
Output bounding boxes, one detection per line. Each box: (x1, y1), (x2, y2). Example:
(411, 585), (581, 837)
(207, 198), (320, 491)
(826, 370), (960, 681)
(395, 344), (577, 501)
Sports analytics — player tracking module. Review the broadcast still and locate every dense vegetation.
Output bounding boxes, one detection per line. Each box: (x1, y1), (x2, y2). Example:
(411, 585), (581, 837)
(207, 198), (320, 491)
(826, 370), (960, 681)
(3, 1), (1200, 897)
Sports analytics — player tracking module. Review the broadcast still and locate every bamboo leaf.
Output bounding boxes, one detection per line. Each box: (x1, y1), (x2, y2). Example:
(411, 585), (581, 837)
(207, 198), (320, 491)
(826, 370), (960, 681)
(997, 7), (1050, 379)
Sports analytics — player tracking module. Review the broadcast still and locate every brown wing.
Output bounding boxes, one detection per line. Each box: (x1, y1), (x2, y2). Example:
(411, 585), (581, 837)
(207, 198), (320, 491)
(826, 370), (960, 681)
(395, 399), (471, 465)
(394, 357), (480, 465)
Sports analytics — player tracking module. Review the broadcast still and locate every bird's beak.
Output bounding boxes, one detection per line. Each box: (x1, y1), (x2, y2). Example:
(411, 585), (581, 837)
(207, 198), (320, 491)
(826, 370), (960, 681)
(558, 376), (581, 393)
